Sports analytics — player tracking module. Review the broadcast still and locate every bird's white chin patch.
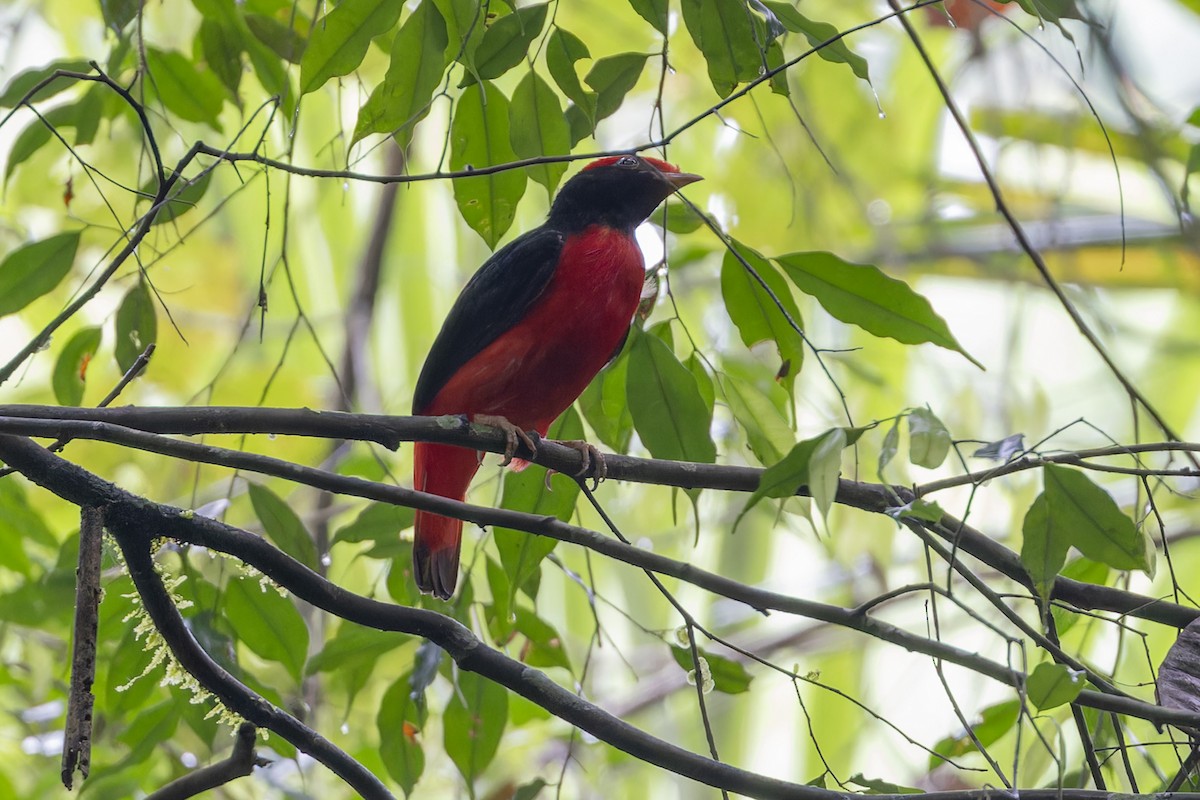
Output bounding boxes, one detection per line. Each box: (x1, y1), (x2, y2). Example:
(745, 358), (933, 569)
(634, 222), (664, 267)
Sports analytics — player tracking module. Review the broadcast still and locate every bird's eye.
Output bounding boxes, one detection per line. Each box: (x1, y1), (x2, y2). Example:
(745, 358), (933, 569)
(616, 156), (638, 167)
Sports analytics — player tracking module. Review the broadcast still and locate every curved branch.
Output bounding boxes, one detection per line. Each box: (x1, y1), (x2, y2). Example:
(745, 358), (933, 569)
(144, 723), (268, 800)
(0, 433), (837, 800)
(0, 429), (1196, 733)
(0, 407), (1194, 632)
(118, 535), (393, 799)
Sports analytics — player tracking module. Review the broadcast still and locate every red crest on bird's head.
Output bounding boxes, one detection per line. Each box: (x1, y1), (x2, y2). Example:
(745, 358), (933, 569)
(583, 155), (681, 173)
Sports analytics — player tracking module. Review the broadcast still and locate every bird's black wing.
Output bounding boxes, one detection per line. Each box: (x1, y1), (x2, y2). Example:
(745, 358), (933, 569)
(413, 227), (566, 414)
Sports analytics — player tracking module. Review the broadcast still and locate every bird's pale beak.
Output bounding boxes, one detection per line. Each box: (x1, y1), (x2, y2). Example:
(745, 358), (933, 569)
(663, 171), (703, 190)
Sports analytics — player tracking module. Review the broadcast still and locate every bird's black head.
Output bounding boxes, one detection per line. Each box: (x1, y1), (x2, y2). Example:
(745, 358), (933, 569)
(547, 155), (702, 233)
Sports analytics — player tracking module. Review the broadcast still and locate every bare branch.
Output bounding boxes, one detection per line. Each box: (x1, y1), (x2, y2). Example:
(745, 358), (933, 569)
(143, 723), (269, 800)
(61, 505), (103, 789)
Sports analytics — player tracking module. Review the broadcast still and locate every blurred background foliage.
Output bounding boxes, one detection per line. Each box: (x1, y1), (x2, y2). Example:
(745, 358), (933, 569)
(0, 0), (1198, 797)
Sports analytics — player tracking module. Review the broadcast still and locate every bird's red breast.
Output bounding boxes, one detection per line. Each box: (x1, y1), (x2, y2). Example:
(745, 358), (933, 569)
(422, 225), (644, 428)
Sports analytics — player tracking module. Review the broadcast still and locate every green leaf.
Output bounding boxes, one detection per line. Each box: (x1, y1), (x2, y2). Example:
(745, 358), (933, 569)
(1045, 464), (1154, 574)
(887, 498), (946, 523)
(106, 622), (160, 715)
(144, 47), (227, 127)
(1026, 662), (1085, 710)
(908, 407), (950, 469)
(808, 428), (846, 519)
(146, 170), (213, 226)
(579, 355), (634, 453)
(1021, 492), (1064, 603)
(386, 542), (417, 605)
(511, 607), (571, 670)
(514, 779), (549, 800)
(680, 0), (765, 97)
(0, 480), (52, 575)
(627, 328), (716, 463)
(245, 13), (307, 64)
(777, 252), (981, 369)
(1051, 557), (1109, 635)
(628, 0), (669, 34)
(3, 105), (72, 182)
(584, 52), (648, 124)
(197, 19), (245, 99)
(449, 81), (527, 248)
(379, 673), (427, 796)
(118, 699), (180, 765)
(737, 428), (860, 526)
(847, 774), (922, 795)
(332, 502), (415, 548)
(73, 84), (105, 146)
(351, 0), (449, 149)
(100, 0), (138, 32)
(1005, 0), (1082, 38)
(765, 38), (788, 96)
(762, 2), (870, 81)
(485, 556), (514, 640)
(248, 482), (318, 570)
(545, 28), (595, 121)
(656, 200), (705, 234)
(684, 352), (716, 419)
(0, 231), (80, 317)
(1022, 464), (1155, 602)
(300, 0), (404, 95)
(0, 59), (92, 108)
(52, 327), (102, 406)
(739, 434), (820, 524)
(930, 699), (1020, 769)
(444, 670), (508, 784)
(113, 279), (156, 374)
(224, 576), (309, 682)
(670, 645), (753, 694)
(493, 409), (583, 600)
(307, 622), (405, 675)
(877, 418), (900, 476)
(467, 3), (548, 83)
(244, 30), (297, 118)
(434, 0), (486, 69)
(508, 70), (570, 193)
(721, 376), (792, 466)
(721, 242), (805, 394)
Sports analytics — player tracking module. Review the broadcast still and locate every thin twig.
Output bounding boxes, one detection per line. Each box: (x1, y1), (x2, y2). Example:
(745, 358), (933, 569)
(144, 723), (269, 800)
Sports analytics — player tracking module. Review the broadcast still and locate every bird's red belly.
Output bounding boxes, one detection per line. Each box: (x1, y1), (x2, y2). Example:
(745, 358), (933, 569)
(426, 226), (644, 431)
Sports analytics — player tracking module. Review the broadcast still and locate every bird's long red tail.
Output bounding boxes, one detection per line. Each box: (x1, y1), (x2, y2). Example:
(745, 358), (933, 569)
(412, 442), (480, 600)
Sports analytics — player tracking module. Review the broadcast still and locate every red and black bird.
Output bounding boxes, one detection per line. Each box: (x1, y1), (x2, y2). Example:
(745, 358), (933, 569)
(412, 155), (702, 599)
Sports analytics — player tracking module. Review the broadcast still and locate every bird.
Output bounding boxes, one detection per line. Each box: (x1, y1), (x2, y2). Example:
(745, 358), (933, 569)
(411, 154), (702, 600)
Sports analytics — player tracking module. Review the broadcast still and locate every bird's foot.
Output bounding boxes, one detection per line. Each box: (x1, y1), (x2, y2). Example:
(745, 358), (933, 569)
(474, 414), (537, 466)
(558, 439), (607, 489)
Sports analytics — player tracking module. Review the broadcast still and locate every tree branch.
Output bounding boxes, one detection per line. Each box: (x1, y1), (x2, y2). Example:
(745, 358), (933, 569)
(115, 532), (394, 800)
(143, 723), (269, 800)
(61, 505), (103, 789)
(0, 406), (1194, 632)
(0, 430), (1195, 734)
(0, 433), (838, 800)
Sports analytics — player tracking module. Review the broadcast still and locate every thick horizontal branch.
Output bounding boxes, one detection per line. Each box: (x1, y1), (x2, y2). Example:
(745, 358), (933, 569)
(0, 426), (1195, 731)
(0, 407), (1194, 632)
